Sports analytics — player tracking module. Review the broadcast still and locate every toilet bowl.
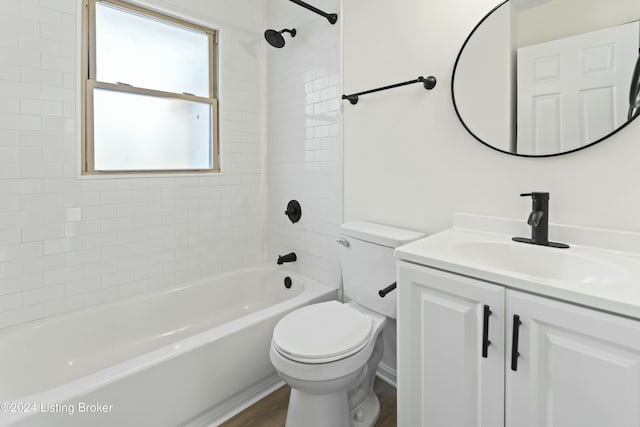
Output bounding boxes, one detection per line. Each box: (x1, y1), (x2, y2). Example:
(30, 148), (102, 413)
(270, 221), (425, 427)
(270, 301), (386, 427)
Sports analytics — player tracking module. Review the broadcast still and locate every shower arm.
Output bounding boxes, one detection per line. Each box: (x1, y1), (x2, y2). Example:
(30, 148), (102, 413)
(288, 0), (338, 24)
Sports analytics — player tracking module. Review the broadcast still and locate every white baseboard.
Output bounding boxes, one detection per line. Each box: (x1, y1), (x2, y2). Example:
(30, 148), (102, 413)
(186, 375), (285, 427)
(376, 362), (397, 388)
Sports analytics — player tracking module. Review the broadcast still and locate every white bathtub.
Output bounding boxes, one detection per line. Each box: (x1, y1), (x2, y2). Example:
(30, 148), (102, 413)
(0, 265), (336, 427)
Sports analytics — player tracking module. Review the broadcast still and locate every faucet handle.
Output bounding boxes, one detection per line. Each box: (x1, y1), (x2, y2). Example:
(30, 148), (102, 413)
(520, 192), (549, 200)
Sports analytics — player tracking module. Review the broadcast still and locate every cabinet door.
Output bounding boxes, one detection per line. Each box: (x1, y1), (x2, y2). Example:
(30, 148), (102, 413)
(397, 262), (505, 427)
(506, 290), (640, 427)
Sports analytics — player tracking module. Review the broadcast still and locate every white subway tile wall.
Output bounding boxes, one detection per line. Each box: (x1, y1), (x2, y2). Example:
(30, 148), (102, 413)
(0, 0), (269, 329)
(266, 13), (343, 288)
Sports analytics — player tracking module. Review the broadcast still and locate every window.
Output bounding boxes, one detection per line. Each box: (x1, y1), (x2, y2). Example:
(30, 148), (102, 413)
(82, 0), (219, 174)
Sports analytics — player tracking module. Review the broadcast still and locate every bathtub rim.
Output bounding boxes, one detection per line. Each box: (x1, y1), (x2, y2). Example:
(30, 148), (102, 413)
(0, 263), (310, 340)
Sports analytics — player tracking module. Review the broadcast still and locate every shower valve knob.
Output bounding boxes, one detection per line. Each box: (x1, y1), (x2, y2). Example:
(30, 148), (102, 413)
(284, 200), (302, 223)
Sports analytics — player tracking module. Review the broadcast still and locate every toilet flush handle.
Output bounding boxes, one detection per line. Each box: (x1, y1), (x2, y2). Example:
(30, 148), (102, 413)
(378, 282), (397, 298)
(336, 238), (350, 247)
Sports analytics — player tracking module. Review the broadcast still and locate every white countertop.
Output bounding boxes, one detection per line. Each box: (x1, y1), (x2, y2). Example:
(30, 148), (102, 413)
(394, 213), (640, 320)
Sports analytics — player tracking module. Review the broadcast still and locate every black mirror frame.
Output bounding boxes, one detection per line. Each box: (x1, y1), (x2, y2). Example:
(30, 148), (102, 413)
(451, 0), (640, 158)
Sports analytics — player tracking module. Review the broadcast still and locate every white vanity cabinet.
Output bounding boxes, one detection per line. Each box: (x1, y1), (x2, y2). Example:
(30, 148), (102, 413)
(506, 290), (640, 427)
(398, 260), (640, 427)
(397, 261), (505, 427)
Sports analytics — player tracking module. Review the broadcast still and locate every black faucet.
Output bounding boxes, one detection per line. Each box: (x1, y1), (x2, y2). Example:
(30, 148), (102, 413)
(512, 192), (569, 249)
(277, 252), (297, 265)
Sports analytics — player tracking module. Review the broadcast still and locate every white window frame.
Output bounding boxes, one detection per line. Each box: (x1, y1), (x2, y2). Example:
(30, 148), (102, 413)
(81, 0), (219, 175)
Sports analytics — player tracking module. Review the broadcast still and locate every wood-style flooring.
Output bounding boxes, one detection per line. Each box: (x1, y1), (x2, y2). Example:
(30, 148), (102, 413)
(220, 378), (397, 427)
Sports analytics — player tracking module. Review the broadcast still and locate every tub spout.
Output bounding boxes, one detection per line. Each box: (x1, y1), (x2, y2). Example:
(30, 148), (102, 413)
(277, 252), (297, 265)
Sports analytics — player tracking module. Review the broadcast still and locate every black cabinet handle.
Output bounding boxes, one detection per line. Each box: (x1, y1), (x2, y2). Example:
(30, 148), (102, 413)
(482, 305), (492, 358)
(511, 314), (522, 371)
(378, 282), (397, 298)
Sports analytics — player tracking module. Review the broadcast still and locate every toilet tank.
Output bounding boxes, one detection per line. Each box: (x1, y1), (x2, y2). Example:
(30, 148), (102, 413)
(340, 221), (424, 319)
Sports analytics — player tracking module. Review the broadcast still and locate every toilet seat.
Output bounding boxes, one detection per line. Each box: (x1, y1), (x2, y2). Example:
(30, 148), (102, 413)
(272, 301), (373, 364)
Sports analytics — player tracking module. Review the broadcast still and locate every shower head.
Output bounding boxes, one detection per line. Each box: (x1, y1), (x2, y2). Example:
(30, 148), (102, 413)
(264, 28), (296, 48)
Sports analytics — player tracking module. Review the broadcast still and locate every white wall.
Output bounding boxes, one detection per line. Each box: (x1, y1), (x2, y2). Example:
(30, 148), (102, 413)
(343, 0), (640, 237)
(266, 0), (343, 288)
(0, 0), (268, 329)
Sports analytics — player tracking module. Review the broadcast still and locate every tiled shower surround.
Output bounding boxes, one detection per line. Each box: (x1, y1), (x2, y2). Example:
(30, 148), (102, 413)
(0, 0), (343, 329)
(266, 10), (343, 289)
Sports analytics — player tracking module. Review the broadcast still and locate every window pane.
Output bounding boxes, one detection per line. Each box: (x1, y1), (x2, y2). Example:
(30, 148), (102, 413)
(93, 88), (212, 171)
(95, 2), (210, 97)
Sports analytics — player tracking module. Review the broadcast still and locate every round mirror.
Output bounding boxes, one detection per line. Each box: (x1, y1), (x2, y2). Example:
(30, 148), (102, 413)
(452, 0), (640, 157)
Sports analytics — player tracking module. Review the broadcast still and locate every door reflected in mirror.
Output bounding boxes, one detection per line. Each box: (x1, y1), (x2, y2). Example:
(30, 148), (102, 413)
(452, 0), (640, 157)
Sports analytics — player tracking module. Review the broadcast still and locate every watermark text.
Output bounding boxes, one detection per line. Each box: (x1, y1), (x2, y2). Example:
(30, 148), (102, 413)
(1, 401), (113, 415)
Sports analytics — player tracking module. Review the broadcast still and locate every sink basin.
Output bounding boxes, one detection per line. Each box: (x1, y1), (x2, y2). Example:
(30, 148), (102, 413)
(394, 214), (640, 319)
(453, 241), (628, 284)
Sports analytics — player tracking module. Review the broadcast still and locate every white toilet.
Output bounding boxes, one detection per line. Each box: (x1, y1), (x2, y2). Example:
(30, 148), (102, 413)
(270, 221), (424, 427)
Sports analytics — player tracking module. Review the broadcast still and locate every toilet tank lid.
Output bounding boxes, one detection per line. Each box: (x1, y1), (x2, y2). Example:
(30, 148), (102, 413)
(341, 221), (425, 248)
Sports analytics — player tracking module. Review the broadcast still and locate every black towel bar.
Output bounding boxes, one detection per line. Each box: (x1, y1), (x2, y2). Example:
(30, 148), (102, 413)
(342, 76), (436, 105)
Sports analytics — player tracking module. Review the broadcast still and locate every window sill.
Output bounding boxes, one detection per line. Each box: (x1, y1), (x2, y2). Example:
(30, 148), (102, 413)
(77, 170), (224, 180)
